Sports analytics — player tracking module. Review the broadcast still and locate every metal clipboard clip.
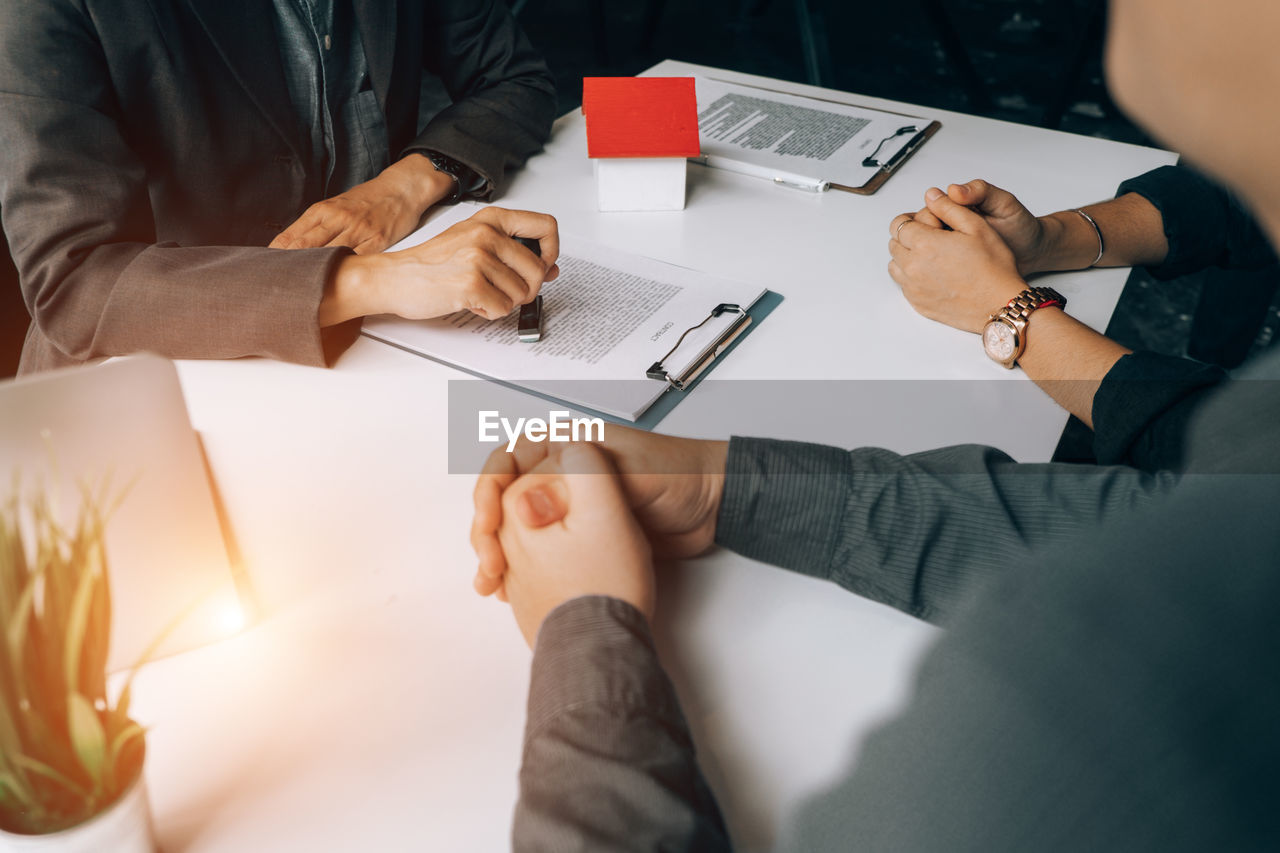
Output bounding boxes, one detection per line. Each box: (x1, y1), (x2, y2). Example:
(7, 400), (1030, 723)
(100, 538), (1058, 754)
(645, 303), (753, 391)
(861, 125), (919, 168)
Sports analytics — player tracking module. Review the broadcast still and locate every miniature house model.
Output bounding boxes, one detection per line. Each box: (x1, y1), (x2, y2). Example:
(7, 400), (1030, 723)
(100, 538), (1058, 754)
(582, 76), (701, 212)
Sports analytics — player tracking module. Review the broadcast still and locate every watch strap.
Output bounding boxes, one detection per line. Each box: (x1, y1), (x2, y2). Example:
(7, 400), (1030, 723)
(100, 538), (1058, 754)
(997, 286), (1067, 324)
(424, 151), (468, 205)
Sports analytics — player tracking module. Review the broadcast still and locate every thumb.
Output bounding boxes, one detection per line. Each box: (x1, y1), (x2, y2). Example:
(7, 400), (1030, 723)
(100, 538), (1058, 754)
(924, 187), (986, 234)
(514, 480), (568, 528)
(949, 179), (1021, 220)
(507, 443), (620, 530)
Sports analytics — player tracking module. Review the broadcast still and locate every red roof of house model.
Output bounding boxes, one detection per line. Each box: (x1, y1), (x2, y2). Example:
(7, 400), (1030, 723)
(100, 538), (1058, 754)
(582, 76), (701, 159)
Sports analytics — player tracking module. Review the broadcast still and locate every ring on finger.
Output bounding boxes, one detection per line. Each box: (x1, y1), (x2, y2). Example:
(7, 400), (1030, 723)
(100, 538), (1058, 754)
(895, 218), (913, 241)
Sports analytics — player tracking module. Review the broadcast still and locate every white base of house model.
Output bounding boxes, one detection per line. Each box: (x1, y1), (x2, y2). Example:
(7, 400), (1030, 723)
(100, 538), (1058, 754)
(593, 157), (688, 212)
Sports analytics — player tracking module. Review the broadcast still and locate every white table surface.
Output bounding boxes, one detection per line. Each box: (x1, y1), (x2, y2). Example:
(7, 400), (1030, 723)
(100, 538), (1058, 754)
(132, 61), (1177, 852)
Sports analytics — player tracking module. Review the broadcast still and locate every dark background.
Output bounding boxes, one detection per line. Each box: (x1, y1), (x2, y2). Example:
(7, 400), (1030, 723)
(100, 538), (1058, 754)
(518, 0), (1144, 142)
(3, 0), (1277, 381)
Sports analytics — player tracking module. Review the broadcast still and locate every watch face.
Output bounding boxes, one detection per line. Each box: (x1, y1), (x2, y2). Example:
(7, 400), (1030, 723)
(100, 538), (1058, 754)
(983, 320), (1017, 362)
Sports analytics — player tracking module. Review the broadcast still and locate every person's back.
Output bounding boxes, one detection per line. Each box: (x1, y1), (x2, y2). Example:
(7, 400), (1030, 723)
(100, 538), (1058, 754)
(778, 345), (1280, 850)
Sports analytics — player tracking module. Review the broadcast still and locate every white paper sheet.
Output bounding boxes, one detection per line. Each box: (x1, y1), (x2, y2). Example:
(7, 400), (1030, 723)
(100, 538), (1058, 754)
(693, 76), (934, 190)
(362, 206), (767, 420)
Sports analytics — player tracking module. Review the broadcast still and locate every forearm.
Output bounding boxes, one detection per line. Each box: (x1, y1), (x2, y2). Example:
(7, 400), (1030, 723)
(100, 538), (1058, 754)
(1020, 308), (1234, 466)
(378, 152), (457, 216)
(1014, 307), (1131, 428)
(320, 255), (378, 327)
(1027, 192), (1169, 273)
(715, 437), (1178, 624)
(517, 596), (730, 852)
(315, 155), (458, 326)
(1118, 165), (1279, 277)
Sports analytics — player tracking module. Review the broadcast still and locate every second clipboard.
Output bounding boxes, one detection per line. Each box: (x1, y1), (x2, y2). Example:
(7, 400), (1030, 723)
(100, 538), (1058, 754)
(692, 76), (942, 196)
(836, 120), (943, 195)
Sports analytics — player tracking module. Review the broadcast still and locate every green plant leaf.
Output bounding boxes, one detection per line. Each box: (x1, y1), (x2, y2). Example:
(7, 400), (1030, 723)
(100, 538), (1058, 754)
(62, 550), (99, 697)
(0, 569), (37, 786)
(82, 534), (111, 704)
(107, 721), (144, 763)
(106, 722), (146, 791)
(5, 568), (36, 657)
(0, 769), (37, 810)
(110, 681), (133, 732)
(0, 700), (25, 785)
(1, 468), (169, 824)
(77, 479), (113, 679)
(4, 568), (37, 691)
(11, 754), (89, 801)
(66, 692), (106, 793)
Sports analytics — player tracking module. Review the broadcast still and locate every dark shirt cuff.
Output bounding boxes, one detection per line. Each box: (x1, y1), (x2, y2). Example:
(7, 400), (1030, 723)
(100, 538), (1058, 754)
(527, 596), (685, 745)
(715, 436), (852, 581)
(1092, 350), (1228, 469)
(404, 138), (497, 202)
(1117, 165), (1278, 279)
(407, 147), (492, 203)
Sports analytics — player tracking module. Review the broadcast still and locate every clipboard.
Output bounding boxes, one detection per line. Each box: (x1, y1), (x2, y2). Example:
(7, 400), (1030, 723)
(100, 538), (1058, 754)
(366, 284), (777, 427)
(692, 77), (942, 196)
(364, 205), (783, 428)
(836, 120), (943, 195)
(432, 290), (783, 433)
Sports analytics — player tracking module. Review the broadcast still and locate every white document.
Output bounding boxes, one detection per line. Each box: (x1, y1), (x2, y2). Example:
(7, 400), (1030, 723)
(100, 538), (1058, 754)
(362, 206), (767, 421)
(693, 76), (933, 190)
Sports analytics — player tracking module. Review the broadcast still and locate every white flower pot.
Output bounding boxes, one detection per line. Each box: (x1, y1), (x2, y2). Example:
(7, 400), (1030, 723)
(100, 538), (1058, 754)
(0, 775), (156, 853)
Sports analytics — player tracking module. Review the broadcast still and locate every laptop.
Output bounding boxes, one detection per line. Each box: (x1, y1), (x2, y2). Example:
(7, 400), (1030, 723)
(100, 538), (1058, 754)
(0, 355), (246, 672)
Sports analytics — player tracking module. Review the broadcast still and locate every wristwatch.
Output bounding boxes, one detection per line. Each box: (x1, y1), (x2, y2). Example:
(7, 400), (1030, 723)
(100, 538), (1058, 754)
(424, 151), (473, 206)
(981, 286), (1067, 368)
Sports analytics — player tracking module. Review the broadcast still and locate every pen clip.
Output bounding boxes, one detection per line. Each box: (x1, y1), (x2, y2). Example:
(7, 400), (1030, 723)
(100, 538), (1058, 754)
(773, 176), (829, 193)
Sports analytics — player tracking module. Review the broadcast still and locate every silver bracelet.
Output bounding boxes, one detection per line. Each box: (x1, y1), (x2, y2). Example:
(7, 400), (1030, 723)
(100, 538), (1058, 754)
(1072, 208), (1105, 267)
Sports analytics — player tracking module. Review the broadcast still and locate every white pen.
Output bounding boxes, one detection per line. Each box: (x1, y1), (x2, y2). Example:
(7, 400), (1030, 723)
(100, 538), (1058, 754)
(692, 154), (831, 193)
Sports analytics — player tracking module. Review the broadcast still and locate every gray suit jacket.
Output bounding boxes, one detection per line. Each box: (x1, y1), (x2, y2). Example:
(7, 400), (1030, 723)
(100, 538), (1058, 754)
(0, 0), (555, 373)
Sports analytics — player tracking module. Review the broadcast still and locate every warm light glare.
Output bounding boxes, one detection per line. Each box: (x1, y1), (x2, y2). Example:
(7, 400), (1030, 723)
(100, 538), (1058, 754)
(215, 600), (248, 637)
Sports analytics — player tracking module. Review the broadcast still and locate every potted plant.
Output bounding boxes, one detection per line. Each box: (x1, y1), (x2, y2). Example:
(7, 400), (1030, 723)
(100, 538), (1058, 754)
(0, 481), (157, 852)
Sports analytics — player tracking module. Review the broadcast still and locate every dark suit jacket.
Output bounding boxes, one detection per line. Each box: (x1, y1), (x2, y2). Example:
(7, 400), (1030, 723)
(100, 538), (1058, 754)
(0, 0), (555, 373)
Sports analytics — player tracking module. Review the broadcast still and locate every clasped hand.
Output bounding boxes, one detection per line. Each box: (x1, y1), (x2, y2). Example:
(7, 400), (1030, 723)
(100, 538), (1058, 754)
(469, 428), (727, 647)
(887, 180), (1045, 333)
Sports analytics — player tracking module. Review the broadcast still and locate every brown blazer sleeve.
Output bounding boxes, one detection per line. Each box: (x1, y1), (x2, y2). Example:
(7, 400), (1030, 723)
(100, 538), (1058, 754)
(0, 0), (352, 374)
(409, 0), (557, 196)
